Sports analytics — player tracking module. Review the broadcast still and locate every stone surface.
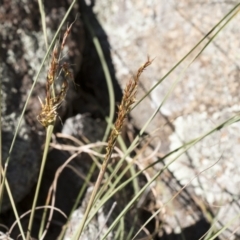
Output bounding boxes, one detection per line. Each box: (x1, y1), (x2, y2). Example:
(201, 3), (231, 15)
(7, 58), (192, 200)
(1, 0), (240, 239)
(90, 0), (240, 239)
(62, 114), (107, 142)
(64, 186), (113, 240)
(0, 231), (13, 240)
(61, 115), (150, 239)
(1, 0), (83, 212)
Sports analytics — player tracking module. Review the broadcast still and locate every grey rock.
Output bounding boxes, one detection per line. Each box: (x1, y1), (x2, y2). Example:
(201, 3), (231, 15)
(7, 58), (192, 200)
(0, 231), (13, 240)
(62, 114), (106, 142)
(1, 0), (83, 212)
(86, 0), (240, 239)
(63, 186), (113, 240)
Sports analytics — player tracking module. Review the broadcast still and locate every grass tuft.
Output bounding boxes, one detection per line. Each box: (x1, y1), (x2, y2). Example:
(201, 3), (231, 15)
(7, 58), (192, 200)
(26, 19), (75, 240)
(72, 57), (153, 239)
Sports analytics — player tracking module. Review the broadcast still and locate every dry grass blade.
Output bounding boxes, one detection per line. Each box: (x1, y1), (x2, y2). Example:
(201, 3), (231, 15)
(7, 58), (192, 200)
(39, 141), (107, 240)
(8, 206), (67, 237)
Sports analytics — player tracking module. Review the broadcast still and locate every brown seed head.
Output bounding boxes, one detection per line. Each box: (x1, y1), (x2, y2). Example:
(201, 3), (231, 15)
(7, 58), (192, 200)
(105, 57), (153, 159)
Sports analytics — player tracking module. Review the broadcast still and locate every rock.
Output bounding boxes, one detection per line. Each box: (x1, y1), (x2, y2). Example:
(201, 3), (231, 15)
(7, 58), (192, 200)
(61, 114), (149, 239)
(0, 231), (14, 240)
(62, 114), (106, 142)
(1, 0), (83, 212)
(63, 186), (113, 240)
(83, 0), (240, 239)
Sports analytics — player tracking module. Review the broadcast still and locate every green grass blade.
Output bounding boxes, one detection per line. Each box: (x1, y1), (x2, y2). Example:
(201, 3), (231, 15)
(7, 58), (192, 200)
(82, 12), (115, 142)
(37, 0), (48, 49)
(26, 125), (54, 240)
(58, 11), (116, 240)
(99, 113), (240, 239)
(206, 213), (240, 240)
(4, 179), (26, 240)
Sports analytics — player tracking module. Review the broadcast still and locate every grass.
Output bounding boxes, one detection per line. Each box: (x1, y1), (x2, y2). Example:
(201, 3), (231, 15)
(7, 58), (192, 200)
(1, 1), (240, 240)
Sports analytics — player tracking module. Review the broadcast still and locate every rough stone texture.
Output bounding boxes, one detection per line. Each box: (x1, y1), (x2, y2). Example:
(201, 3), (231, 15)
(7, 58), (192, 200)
(64, 186), (113, 240)
(1, 0), (83, 212)
(0, 231), (13, 240)
(62, 114), (107, 142)
(1, 0), (240, 239)
(90, 0), (240, 239)
(72, 1), (123, 119)
(62, 115), (150, 239)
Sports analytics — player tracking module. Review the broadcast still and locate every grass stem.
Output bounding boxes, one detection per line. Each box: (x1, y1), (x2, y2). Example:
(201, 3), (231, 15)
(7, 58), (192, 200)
(26, 124), (54, 240)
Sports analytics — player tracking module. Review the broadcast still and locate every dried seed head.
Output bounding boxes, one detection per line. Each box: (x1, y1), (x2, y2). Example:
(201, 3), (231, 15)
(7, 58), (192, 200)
(37, 21), (76, 128)
(105, 57), (153, 159)
(61, 16), (77, 50)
